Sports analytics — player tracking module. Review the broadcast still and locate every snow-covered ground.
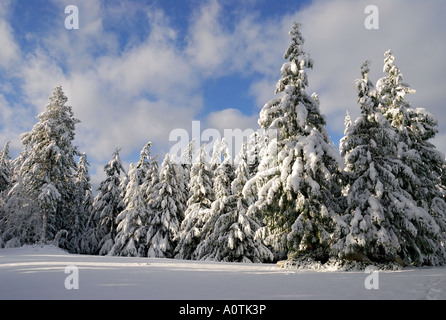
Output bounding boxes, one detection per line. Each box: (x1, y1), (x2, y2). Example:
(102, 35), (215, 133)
(1, 245), (445, 300)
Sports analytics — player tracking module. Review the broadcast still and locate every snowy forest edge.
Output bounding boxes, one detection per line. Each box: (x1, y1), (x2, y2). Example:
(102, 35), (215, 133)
(0, 22), (445, 270)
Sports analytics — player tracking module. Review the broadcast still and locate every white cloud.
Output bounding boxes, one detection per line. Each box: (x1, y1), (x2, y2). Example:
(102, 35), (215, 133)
(185, 0), (232, 77)
(0, 1), (19, 69)
(205, 108), (259, 133)
(0, 20), (19, 69)
(2, 0), (446, 187)
(293, 1), (446, 148)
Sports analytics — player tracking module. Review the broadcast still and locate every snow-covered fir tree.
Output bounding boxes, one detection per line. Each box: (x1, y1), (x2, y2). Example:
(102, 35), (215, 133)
(0, 142), (12, 245)
(110, 163), (149, 257)
(242, 132), (264, 205)
(142, 153), (160, 206)
(246, 22), (344, 261)
(210, 138), (223, 171)
(136, 142), (153, 185)
(176, 139), (195, 209)
(196, 142), (274, 262)
(144, 154), (185, 258)
(194, 139), (236, 260)
(2, 86), (80, 246)
(376, 50), (446, 246)
(335, 61), (445, 266)
(175, 144), (215, 260)
(68, 152), (93, 253)
(92, 148), (126, 255)
(77, 152), (99, 255)
(0, 142), (12, 194)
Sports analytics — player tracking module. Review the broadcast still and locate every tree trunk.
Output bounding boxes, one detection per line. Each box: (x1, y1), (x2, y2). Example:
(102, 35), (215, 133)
(41, 211), (48, 246)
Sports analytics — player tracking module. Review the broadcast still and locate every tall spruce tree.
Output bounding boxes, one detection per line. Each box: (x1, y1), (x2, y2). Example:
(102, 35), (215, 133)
(335, 61), (444, 266)
(194, 139), (235, 260)
(110, 163), (149, 257)
(136, 142), (154, 185)
(68, 152), (93, 253)
(196, 142), (274, 262)
(92, 148), (126, 255)
(175, 144), (215, 260)
(0, 142), (12, 194)
(376, 50), (446, 246)
(246, 22), (344, 261)
(145, 154), (185, 258)
(3, 86), (80, 246)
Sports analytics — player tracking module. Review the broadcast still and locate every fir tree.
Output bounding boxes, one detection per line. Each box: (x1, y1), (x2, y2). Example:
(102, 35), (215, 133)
(142, 153), (160, 206)
(3, 86), (80, 246)
(68, 152), (93, 253)
(247, 22), (344, 260)
(145, 154), (185, 258)
(0, 142), (12, 193)
(335, 61), (444, 266)
(92, 148), (126, 255)
(110, 163), (149, 257)
(136, 142), (153, 185)
(196, 142), (273, 262)
(377, 50), (446, 244)
(242, 132), (264, 205)
(377, 50), (446, 264)
(175, 144), (214, 260)
(195, 139), (235, 260)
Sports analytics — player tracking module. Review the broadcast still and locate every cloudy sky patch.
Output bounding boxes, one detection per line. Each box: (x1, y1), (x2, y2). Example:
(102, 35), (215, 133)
(0, 0), (445, 187)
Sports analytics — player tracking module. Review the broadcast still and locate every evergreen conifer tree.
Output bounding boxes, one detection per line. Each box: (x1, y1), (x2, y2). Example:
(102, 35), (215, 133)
(92, 148), (126, 255)
(145, 154), (185, 258)
(196, 142), (274, 262)
(336, 61), (444, 266)
(246, 22), (344, 260)
(68, 152), (93, 253)
(110, 163), (149, 257)
(376, 50), (446, 263)
(175, 144), (214, 260)
(2, 86), (80, 246)
(0, 142), (12, 194)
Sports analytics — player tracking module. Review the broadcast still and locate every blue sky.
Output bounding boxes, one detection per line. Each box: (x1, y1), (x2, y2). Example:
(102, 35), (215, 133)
(1, 0), (446, 186)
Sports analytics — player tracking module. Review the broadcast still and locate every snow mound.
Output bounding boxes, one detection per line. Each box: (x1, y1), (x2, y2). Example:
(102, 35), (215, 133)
(277, 255), (403, 272)
(0, 244), (69, 256)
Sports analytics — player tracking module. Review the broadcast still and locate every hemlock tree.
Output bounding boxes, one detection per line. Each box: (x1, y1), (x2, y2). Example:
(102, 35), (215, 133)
(142, 154), (160, 206)
(0, 142), (12, 193)
(4, 86), (80, 246)
(68, 152), (93, 253)
(110, 163), (149, 257)
(196, 142), (274, 262)
(136, 142), (154, 186)
(175, 144), (214, 260)
(246, 22), (344, 261)
(335, 61), (444, 266)
(0, 142), (12, 244)
(242, 132), (265, 205)
(92, 148), (126, 255)
(377, 50), (446, 249)
(76, 153), (99, 255)
(145, 154), (185, 258)
(194, 139), (236, 260)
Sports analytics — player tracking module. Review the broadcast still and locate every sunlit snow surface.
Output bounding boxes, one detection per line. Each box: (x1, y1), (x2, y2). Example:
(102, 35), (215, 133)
(0, 245), (445, 300)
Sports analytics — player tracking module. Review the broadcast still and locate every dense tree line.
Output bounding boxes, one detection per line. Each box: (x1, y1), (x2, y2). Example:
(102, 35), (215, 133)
(1, 23), (445, 266)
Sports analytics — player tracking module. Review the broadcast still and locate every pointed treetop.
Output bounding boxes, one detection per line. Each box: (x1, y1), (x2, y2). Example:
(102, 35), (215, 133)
(276, 22), (313, 94)
(378, 50), (416, 108)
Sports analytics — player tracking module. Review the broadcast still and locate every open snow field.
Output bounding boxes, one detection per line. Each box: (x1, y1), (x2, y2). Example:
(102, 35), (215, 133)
(0, 245), (445, 300)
